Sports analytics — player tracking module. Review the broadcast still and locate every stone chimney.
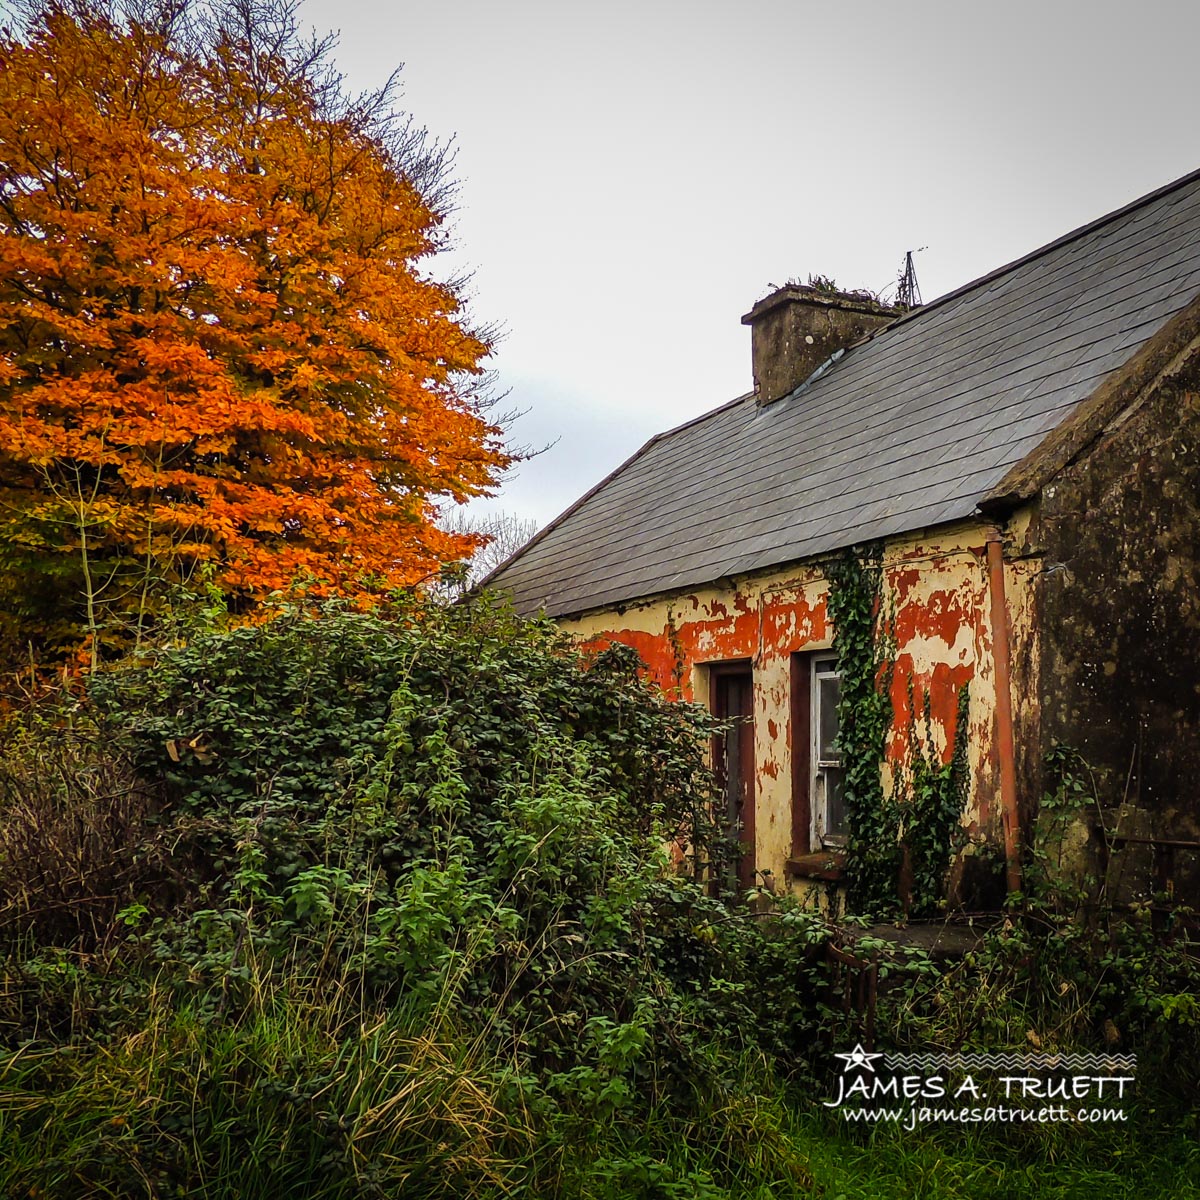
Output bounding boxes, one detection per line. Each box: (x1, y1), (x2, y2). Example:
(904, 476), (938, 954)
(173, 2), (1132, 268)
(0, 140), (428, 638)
(741, 284), (900, 406)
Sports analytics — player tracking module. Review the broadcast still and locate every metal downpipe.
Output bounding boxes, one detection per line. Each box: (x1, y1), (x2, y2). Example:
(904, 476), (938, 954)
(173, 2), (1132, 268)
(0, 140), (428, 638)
(986, 532), (1023, 895)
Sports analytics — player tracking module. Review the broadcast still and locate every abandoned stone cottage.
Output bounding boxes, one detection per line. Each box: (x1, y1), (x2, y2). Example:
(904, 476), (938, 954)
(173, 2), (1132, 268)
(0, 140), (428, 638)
(486, 169), (1200, 910)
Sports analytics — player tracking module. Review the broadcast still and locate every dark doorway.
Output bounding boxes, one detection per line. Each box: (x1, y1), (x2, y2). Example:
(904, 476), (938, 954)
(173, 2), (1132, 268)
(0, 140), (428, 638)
(710, 663), (756, 895)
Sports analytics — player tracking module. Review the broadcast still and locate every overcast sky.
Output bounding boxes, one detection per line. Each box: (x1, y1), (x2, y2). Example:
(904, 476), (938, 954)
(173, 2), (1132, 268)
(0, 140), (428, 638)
(303, 0), (1200, 530)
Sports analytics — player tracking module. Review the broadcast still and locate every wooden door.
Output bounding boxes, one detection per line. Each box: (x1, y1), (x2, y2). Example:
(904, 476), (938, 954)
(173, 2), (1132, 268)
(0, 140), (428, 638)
(711, 664), (756, 895)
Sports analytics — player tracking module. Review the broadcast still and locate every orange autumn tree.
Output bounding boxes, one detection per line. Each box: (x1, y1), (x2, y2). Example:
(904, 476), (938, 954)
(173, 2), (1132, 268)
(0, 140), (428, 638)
(0, 0), (510, 671)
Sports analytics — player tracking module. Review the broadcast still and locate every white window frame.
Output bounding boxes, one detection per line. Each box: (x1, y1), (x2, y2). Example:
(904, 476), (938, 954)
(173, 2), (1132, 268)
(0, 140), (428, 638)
(811, 653), (846, 848)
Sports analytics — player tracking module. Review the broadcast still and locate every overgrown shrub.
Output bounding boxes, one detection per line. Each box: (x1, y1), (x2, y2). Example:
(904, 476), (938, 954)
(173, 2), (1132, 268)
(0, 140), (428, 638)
(0, 598), (836, 1197)
(88, 597), (724, 902)
(70, 600), (781, 1064)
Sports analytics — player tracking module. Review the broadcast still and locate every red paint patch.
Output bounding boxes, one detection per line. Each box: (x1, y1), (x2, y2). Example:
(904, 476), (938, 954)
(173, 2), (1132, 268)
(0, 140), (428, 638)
(887, 656), (974, 763)
(892, 585), (976, 648)
(890, 567), (922, 605)
(579, 630), (680, 694)
(761, 593), (827, 657)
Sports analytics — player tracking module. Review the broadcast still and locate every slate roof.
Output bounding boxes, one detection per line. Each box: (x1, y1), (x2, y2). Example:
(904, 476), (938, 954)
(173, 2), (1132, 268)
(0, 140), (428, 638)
(488, 168), (1200, 618)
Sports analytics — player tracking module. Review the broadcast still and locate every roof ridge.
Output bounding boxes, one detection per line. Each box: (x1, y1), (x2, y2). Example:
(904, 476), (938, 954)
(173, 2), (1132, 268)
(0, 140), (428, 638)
(484, 165), (1200, 613)
(879, 165), (1200, 337)
(763, 167), (1200, 406)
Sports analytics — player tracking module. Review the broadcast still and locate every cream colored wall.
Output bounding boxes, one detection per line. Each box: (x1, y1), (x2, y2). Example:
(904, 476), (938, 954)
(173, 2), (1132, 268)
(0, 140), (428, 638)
(558, 512), (1041, 898)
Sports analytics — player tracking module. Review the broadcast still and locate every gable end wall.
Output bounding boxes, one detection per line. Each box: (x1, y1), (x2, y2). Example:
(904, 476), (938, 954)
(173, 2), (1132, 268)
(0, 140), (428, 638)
(1037, 354), (1200, 901)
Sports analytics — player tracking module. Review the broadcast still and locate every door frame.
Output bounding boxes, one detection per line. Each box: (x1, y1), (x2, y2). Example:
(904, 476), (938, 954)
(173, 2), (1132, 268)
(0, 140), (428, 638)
(708, 660), (756, 894)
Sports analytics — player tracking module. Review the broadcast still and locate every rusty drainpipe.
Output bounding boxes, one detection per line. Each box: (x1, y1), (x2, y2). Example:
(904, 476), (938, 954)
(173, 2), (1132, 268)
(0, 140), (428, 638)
(986, 531), (1022, 895)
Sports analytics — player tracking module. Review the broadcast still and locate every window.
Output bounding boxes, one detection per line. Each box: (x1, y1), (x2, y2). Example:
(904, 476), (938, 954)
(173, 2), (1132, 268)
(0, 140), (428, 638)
(810, 654), (846, 847)
(790, 651), (846, 861)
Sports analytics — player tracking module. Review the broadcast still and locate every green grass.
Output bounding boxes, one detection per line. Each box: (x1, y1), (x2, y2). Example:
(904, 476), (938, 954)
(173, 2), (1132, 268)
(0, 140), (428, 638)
(3, 993), (1195, 1200)
(795, 1107), (1200, 1200)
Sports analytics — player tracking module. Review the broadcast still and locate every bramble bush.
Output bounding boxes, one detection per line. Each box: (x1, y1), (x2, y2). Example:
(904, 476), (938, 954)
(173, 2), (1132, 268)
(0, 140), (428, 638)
(0, 598), (829, 1197)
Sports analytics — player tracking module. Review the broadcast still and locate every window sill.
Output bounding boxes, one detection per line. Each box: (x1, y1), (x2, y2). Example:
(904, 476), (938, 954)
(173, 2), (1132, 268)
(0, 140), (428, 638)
(787, 850), (846, 882)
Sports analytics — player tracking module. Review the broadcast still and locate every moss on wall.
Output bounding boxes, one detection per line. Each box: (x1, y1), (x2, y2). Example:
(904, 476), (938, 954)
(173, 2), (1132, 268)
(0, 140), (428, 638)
(1038, 358), (1200, 899)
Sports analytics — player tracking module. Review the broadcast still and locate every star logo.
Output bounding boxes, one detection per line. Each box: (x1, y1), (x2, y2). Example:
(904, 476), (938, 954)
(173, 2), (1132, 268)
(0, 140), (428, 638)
(834, 1043), (884, 1072)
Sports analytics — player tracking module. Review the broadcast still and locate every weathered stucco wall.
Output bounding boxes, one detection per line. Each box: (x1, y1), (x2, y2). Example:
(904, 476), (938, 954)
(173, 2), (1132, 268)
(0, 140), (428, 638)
(1038, 355), (1200, 900)
(558, 514), (1040, 903)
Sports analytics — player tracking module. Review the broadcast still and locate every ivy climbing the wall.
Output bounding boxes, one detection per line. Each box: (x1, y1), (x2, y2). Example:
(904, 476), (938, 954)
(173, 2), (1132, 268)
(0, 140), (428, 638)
(898, 682), (971, 917)
(827, 546), (971, 917)
(827, 545), (900, 913)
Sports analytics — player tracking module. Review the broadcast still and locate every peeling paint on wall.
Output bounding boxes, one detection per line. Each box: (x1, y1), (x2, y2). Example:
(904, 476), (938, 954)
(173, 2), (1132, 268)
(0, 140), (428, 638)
(559, 514), (1041, 902)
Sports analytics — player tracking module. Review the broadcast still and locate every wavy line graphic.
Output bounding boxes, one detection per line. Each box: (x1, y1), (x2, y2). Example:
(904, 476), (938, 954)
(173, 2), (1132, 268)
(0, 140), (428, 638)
(881, 1053), (1137, 1072)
